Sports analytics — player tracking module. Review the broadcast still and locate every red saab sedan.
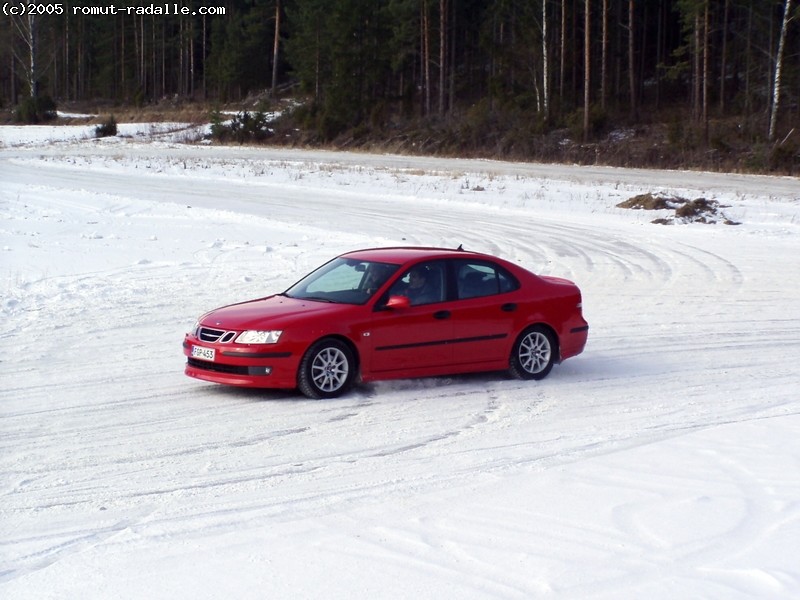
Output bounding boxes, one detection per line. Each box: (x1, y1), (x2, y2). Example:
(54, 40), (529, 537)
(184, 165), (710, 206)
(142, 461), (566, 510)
(183, 247), (588, 398)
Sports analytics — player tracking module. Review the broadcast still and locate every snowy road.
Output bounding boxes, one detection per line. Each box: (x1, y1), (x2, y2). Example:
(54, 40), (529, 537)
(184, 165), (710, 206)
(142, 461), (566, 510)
(1, 130), (799, 598)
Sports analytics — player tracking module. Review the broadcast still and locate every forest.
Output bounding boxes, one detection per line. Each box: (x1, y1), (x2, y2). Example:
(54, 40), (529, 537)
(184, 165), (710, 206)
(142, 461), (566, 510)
(2, 0), (799, 172)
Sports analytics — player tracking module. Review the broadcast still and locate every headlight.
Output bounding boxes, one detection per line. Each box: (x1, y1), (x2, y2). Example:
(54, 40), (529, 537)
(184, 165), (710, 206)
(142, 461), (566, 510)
(235, 330), (283, 344)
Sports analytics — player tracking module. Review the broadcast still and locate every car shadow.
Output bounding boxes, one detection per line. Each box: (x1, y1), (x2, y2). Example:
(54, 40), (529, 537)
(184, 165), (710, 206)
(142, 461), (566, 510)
(195, 368), (578, 403)
(203, 385), (307, 403)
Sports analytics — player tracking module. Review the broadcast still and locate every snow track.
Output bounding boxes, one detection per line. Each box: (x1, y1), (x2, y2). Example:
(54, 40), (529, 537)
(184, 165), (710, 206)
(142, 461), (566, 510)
(1, 135), (799, 598)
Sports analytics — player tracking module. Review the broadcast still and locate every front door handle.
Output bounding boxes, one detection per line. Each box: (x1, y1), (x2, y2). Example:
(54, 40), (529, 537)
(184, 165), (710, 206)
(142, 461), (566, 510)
(501, 303), (517, 312)
(433, 310), (451, 320)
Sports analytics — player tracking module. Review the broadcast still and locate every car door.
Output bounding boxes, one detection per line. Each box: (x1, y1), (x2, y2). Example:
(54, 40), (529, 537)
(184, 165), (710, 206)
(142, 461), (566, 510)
(366, 261), (455, 374)
(447, 259), (522, 366)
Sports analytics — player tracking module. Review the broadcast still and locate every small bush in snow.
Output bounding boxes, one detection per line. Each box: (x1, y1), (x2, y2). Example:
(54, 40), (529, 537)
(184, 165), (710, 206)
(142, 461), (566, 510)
(95, 116), (118, 138)
(14, 96), (57, 123)
(209, 108), (271, 144)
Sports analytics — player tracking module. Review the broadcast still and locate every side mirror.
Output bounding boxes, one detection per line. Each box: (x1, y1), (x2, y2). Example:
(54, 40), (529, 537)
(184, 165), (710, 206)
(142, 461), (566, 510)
(385, 295), (411, 310)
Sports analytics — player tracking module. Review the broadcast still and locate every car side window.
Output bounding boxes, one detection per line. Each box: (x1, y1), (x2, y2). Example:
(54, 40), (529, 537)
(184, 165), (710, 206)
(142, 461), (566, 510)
(456, 261), (519, 299)
(387, 261), (447, 306)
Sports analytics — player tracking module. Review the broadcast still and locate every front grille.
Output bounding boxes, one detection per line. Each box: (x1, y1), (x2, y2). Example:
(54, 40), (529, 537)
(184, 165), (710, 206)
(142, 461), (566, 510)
(199, 327), (237, 343)
(188, 357), (250, 375)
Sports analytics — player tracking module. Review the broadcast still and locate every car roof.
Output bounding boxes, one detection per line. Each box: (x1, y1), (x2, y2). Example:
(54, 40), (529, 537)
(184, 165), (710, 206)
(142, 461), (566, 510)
(341, 246), (485, 264)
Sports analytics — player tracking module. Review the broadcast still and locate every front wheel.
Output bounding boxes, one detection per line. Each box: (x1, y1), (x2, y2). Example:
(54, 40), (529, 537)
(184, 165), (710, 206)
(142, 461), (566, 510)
(297, 339), (356, 399)
(509, 326), (556, 380)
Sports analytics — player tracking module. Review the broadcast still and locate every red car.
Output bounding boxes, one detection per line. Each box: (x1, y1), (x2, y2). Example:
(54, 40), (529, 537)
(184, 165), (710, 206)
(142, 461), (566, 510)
(183, 247), (588, 398)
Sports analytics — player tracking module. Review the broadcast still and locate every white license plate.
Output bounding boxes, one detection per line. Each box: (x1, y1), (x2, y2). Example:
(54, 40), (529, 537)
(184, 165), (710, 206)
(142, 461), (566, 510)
(191, 345), (215, 362)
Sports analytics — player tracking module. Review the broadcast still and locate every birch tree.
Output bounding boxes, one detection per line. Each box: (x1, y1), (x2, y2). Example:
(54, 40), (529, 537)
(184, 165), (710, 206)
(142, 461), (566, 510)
(10, 0), (38, 97)
(769, 0), (794, 141)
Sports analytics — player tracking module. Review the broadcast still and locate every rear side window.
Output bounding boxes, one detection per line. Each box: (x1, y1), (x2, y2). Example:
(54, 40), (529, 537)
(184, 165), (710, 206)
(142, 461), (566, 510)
(456, 261), (519, 299)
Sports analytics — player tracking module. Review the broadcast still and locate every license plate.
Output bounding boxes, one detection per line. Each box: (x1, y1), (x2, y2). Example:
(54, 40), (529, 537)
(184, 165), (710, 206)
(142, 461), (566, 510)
(191, 345), (215, 362)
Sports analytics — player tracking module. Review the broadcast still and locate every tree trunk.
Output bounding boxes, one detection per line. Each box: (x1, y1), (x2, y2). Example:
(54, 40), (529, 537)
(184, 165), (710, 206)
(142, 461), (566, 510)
(601, 0), (607, 111)
(744, 4), (752, 116)
(422, 0), (431, 116)
(10, 50), (18, 105)
(693, 11), (701, 121)
(584, 0), (590, 141)
(64, 12), (70, 101)
(655, 0), (664, 109)
(314, 16), (320, 101)
(543, 0), (549, 118)
(137, 16), (144, 96)
(27, 12), (36, 96)
(719, 0), (730, 114)
(439, 0), (447, 115)
(628, 0), (636, 119)
(179, 17), (184, 96)
(702, 1), (709, 144)
(160, 18), (165, 97)
(121, 15), (127, 97)
(769, 0), (793, 141)
(449, 0), (456, 113)
(559, 0), (566, 102)
(10, 1), (39, 97)
(272, 0), (281, 97)
(190, 13), (195, 97)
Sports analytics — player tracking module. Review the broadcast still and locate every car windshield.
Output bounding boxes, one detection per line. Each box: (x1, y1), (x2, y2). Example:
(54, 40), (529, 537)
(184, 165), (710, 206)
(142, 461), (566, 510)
(284, 257), (400, 305)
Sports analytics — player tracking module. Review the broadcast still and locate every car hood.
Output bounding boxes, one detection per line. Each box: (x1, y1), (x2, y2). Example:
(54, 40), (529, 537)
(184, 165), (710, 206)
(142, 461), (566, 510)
(200, 295), (346, 330)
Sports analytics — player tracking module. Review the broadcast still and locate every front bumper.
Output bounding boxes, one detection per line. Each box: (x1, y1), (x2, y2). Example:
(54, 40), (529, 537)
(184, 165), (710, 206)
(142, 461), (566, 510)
(183, 337), (298, 389)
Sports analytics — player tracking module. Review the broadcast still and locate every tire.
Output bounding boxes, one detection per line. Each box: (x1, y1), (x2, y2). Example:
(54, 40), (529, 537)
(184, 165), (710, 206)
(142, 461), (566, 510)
(509, 326), (557, 381)
(297, 338), (356, 399)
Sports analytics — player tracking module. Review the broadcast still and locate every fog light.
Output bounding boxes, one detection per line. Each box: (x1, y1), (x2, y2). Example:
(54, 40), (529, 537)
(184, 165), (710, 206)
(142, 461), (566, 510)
(247, 366), (272, 376)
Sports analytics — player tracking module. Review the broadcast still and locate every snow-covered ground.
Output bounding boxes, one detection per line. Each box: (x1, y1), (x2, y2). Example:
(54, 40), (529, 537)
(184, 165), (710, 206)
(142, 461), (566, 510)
(1, 124), (799, 599)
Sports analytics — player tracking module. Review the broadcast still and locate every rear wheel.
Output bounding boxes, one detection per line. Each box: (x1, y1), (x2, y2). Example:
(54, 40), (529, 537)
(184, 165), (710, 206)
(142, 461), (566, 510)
(509, 326), (556, 380)
(297, 339), (355, 399)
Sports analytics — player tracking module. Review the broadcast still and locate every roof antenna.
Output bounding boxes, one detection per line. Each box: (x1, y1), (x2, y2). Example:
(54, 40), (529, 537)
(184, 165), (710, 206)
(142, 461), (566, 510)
(457, 244), (464, 251)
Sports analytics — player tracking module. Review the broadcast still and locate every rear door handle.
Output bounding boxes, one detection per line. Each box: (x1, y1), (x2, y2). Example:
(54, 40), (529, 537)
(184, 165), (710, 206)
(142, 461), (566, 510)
(501, 303), (517, 312)
(433, 310), (451, 320)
